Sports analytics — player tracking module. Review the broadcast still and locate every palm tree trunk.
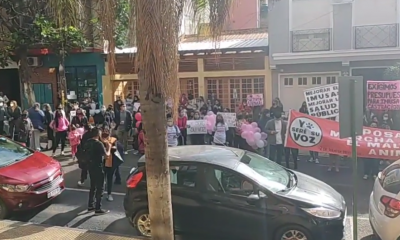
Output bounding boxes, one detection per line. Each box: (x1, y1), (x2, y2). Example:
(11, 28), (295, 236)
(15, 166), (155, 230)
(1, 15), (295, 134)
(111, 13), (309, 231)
(18, 52), (35, 106)
(136, 0), (179, 239)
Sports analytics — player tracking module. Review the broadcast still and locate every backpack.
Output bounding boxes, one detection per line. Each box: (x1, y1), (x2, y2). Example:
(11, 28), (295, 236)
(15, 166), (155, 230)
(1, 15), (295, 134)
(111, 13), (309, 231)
(167, 125), (181, 137)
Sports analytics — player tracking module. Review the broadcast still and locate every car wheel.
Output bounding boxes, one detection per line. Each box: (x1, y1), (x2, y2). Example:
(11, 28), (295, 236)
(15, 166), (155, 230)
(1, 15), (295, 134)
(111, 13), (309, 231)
(0, 199), (9, 219)
(133, 209), (151, 237)
(275, 225), (311, 240)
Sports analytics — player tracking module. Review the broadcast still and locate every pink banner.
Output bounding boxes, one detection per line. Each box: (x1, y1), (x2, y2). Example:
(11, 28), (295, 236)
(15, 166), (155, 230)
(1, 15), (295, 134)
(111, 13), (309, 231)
(367, 80), (400, 110)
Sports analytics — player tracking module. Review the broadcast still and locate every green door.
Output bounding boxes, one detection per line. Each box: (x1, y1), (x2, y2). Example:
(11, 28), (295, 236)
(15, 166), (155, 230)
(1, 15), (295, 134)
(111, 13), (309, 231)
(32, 83), (54, 109)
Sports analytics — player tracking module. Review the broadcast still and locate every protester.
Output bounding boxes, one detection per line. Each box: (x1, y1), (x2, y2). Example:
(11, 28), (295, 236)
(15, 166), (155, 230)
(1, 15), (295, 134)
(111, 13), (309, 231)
(85, 127), (110, 215)
(15, 110), (33, 146)
(102, 127), (123, 201)
(166, 114), (180, 147)
(213, 114), (228, 146)
(270, 98), (283, 119)
(68, 125), (82, 160)
(189, 111), (204, 145)
(7, 100), (21, 140)
(28, 103), (45, 151)
(114, 104), (133, 154)
(363, 121), (380, 180)
(50, 109), (69, 157)
(71, 109), (89, 130)
(43, 104), (54, 150)
(177, 110), (187, 145)
(265, 111), (286, 165)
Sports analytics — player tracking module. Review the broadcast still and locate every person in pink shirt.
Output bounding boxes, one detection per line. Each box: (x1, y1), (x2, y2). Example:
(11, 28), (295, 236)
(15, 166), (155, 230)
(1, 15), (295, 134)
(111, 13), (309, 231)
(50, 109), (70, 157)
(68, 125), (82, 160)
(177, 110), (187, 145)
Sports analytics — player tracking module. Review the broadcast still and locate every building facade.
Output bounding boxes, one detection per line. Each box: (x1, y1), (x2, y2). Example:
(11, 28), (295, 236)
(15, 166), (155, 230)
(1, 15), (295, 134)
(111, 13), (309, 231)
(102, 29), (271, 110)
(268, 0), (400, 112)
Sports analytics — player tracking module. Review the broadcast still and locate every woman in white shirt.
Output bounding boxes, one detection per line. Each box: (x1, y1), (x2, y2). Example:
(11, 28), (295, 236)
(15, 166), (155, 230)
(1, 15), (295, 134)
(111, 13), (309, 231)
(213, 114), (228, 146)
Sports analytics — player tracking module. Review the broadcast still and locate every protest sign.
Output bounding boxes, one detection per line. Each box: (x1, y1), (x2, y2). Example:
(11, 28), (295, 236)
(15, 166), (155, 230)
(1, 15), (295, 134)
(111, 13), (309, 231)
(187, 120), (207, 135)
(246, 94), (263, 107)
(367, 80), (400, 110)
(133, 102), (140, 111)
(304, 83), (338, 118)
(285, 110), (400, 160)
(217, 112), (236, 127)
(70, 111), (76, 121)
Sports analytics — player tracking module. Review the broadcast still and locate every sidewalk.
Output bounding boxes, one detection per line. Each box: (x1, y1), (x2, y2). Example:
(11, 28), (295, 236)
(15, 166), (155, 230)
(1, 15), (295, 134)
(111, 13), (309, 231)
(0, 220), (144, 240)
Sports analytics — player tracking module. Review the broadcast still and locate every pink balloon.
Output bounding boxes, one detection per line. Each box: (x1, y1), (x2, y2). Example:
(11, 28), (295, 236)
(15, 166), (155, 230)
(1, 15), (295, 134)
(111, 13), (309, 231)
(206, 122), (212, 130)
(204, 115), (209, 120)
(255, 127), (261, 133)
(135, 113), (142, 121)
(254, 132), (261, 140)
(251, 122), (258, 128)
(246, 137), (255, 146)
(241, 131), (247, 138)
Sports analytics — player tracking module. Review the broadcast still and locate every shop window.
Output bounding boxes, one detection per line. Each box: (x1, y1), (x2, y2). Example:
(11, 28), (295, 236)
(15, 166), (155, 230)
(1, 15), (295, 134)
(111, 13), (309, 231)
(64, 66), (98, 102)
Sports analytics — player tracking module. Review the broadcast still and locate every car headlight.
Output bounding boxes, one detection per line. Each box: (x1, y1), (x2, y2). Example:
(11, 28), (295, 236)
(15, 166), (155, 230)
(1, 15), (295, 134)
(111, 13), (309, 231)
(302, 207), (341, 219)
(0, 184), (29, 192)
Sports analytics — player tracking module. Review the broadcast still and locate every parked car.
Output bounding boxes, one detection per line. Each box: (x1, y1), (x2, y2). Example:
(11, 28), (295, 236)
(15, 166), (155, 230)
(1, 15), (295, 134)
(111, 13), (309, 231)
(124, 146), (346, 240)
(369, 159), (400, 240)
(0, 137), (64, 219)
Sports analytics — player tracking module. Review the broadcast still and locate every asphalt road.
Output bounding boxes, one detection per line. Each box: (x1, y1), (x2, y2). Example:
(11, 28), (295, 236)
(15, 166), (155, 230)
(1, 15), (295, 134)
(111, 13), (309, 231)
(7, 148), (378, 240)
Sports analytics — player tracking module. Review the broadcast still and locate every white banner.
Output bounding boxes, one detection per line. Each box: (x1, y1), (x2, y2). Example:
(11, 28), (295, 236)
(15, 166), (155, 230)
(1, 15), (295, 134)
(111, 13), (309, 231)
(187, 120), (207, 135)
(304, 83), (339, 119)
(217, 112), (236, 127)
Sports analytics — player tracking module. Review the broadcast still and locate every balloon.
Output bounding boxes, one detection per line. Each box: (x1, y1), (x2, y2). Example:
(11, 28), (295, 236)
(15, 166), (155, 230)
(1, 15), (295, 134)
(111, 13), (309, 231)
(261, 132), (268, 140)
(254, 132), (261, 140)
(244, 131), (251, 139)
(206, 122), (212, 130)
(246, 138), (255, 146)
(241, 131), (247, 139)
(135, 113), (142, 121)
(256, 140), (264, 148)
(255, 127), (261, 133)
(207, 111), (214, 116)
(245, 124), (252, 131)
(136, 121), (141, 128)
(251, 122), (258, 128)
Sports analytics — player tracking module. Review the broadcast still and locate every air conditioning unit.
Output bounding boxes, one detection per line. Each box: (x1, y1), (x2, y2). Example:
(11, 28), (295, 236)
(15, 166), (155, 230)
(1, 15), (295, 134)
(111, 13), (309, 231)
(27, 57), (42, 67)
(331, 0), (354, 4)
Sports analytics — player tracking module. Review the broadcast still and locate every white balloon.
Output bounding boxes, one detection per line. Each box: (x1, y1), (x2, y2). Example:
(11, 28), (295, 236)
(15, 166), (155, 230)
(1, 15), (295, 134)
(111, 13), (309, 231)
(254, 132), (261, 140)
(256, 140), (264, 148)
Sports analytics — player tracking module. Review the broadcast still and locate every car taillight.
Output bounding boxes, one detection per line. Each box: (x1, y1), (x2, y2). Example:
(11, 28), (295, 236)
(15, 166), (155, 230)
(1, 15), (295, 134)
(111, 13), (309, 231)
(380, 195), (400, 218)
(126, 172), (143, 188)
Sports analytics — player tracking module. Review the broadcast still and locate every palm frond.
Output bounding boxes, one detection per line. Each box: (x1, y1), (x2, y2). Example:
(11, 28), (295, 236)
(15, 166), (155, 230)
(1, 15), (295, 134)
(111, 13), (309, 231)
(45, 0), (81, 27)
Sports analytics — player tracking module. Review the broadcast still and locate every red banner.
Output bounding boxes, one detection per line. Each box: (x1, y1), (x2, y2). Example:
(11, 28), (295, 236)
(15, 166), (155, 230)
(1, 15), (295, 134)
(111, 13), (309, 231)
(285, 110), (400, 160)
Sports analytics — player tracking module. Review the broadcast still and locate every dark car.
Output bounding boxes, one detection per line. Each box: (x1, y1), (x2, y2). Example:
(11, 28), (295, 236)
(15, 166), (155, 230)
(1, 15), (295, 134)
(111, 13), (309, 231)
(0, 137), (64, 218)
(124, 146), (346, 240)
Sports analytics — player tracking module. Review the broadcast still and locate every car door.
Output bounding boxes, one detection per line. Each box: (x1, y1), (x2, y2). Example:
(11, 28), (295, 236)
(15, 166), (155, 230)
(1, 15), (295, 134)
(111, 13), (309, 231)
(169, 162), (203, 234)
(199, 164), (269, 240)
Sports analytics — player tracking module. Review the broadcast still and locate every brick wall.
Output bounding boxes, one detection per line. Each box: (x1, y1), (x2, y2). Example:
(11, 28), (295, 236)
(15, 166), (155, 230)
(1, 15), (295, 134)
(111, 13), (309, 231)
(30, 67), (58, 106)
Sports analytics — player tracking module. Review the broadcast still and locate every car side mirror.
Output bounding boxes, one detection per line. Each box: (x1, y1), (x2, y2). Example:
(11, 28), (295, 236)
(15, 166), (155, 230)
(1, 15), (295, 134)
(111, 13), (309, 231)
(246, 193), (260, 204)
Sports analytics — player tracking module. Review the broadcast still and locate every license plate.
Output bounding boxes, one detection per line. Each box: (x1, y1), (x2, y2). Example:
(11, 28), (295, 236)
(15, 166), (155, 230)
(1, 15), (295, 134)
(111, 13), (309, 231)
(47, 187), (61, 198)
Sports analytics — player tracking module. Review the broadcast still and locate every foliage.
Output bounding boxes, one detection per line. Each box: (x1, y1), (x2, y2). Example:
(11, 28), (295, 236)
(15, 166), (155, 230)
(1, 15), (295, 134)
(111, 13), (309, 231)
(35, 16), (87, 55)
(0, 0), (87, 66)
(115, 0), (130, 47)
(384, 63), (400, 80)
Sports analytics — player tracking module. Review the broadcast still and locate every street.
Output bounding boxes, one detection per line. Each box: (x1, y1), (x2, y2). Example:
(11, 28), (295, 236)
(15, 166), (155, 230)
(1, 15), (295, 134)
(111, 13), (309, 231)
(8, 149), (378, 240)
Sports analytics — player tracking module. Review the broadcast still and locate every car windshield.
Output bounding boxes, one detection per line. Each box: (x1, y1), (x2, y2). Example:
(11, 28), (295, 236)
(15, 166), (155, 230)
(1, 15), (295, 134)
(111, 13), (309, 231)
(240, 152), (289, 192)
(0, 137), (32, 167)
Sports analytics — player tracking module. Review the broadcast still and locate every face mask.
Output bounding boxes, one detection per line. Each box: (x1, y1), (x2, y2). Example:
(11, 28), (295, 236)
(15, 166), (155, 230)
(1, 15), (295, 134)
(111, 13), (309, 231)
(21, 114), (27, 118)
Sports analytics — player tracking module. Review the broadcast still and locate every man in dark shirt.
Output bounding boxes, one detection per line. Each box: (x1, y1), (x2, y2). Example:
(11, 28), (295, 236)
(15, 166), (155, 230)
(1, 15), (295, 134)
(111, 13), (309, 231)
(85, 127), (111, 215)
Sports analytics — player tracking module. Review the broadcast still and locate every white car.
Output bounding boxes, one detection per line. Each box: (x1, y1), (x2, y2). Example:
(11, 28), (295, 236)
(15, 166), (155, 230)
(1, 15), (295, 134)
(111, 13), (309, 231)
(369, 160), (400, 240)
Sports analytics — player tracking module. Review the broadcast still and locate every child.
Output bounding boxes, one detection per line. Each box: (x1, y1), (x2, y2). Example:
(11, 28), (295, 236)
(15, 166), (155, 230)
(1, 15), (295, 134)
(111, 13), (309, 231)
(137, 122), (145, 155)
(68, 125), (82, 160)
(16, 110), (33, 147)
